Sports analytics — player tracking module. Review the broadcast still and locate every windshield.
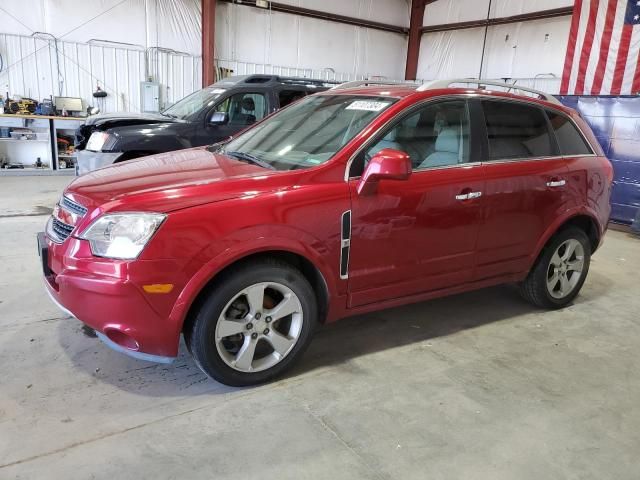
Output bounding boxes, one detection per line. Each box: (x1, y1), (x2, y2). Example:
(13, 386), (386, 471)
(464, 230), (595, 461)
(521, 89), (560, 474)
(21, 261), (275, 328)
(221, 95), (396, 171)
(163, 87), (226, 119)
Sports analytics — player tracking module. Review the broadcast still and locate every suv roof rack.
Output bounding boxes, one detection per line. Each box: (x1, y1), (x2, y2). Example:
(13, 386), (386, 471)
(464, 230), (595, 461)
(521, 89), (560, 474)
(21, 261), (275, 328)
(213, 75), (339, 88)
(331, 80), (418, 90)
(417, 78), (561, 105)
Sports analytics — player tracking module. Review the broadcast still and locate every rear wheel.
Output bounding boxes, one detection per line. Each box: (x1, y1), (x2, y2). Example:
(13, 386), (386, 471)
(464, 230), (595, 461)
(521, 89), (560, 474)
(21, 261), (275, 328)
(186, 260), (318, 386)
(520, 227), (591, 309)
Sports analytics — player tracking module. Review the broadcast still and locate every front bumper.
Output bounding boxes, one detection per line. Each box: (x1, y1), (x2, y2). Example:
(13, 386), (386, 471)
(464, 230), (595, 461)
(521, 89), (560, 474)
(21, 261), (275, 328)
(76, 150), (123, 175)
(38, 232), (180, 363)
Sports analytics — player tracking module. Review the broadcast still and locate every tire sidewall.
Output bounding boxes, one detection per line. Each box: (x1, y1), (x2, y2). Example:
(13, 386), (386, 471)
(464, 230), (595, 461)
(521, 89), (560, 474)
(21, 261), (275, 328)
(189, 262), (318, 386)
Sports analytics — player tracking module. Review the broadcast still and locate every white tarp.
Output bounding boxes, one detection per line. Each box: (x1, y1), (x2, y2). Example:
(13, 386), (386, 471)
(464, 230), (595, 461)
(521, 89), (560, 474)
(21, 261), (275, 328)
(419, 0), (573, 93)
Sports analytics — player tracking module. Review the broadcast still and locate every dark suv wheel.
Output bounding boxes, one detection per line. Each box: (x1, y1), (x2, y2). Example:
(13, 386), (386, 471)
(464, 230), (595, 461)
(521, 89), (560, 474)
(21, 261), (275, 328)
(185, 259), (318, 386)
(520, 227), (591, 309)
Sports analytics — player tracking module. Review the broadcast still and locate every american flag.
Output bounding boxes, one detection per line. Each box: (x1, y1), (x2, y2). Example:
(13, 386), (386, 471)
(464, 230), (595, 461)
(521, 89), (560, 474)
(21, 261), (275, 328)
(561, 0), (640, 95)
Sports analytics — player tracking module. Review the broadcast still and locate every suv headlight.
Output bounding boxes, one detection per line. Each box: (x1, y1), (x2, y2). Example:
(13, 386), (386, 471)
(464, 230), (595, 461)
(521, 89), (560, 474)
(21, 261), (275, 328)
(86, 131), (117, 152)
(78, 213), (166, 259)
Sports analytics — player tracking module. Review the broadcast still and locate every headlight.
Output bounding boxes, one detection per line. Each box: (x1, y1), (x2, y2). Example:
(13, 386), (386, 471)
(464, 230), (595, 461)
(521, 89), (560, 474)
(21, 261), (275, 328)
(79, 213), (166, 259)
(86, 132), (117, 152)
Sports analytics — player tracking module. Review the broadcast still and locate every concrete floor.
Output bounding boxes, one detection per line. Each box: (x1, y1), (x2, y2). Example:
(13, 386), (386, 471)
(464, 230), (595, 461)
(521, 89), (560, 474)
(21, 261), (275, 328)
(1, 175), (639, 479)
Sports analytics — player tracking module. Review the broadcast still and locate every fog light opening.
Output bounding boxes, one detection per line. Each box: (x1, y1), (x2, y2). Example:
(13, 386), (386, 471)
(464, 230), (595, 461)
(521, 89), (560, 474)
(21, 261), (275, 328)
(104, 328), (140, 351)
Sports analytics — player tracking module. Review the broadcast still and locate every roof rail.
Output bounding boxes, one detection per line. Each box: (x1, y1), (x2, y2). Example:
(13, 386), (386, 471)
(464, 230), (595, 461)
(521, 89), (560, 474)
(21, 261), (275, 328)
(331, 80), (418, 90)
(417, 78), (561, 105)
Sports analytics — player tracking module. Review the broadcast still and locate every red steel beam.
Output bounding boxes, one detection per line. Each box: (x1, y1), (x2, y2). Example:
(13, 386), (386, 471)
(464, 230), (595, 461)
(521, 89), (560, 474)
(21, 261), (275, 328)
(405, 0), (429, 80)
(218, 0), (408, 35)
(202, 0), (216, 86)
(421, 6), (573, 34)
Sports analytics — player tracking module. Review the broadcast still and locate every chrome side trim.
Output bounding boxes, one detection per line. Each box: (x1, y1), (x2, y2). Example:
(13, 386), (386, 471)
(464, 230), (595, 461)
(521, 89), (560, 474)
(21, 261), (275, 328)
(339, 210), (351, 280)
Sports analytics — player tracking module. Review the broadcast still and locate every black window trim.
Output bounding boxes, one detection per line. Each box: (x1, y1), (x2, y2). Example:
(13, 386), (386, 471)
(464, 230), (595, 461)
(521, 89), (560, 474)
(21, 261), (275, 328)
(344, 93), (597, 181)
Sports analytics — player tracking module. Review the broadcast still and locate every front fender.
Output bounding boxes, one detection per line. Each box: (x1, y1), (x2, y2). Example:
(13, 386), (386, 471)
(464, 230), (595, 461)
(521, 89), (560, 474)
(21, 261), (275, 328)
(167, 227), (341, 336)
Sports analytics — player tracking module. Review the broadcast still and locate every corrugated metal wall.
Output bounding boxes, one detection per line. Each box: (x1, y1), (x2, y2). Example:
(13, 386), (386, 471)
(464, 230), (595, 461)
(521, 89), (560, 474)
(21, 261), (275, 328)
(559, 96), (640, 225)
(0, 33), (202, 113)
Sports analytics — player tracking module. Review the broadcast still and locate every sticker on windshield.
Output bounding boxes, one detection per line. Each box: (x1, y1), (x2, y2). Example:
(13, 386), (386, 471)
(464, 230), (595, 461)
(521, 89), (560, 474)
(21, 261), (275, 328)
(346, 100), (390, 112)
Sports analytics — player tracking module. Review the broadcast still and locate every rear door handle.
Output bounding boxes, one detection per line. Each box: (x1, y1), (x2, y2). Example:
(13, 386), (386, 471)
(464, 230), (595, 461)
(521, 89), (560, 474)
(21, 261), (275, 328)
(546, 180), (566, 188)
(455, 191), (482, 201)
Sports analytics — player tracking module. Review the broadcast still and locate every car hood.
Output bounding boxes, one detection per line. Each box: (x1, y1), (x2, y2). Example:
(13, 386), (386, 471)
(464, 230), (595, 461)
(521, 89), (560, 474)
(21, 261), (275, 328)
(65, 147), (286, 213)
(83, 112), (177, 128)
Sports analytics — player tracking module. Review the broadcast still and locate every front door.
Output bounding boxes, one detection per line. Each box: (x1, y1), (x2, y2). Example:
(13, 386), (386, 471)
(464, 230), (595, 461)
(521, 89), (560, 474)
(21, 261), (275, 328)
(199, 91), (269, 145)
(346, 99), (485, 308)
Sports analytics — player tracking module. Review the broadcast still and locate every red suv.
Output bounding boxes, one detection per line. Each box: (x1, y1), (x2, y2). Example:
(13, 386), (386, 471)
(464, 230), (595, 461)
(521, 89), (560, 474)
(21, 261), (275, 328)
(39, 80), (612, 386)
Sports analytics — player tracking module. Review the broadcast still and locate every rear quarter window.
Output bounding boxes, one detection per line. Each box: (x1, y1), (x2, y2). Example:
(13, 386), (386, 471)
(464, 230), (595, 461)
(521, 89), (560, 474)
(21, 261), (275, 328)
(546, 110), (594, 156)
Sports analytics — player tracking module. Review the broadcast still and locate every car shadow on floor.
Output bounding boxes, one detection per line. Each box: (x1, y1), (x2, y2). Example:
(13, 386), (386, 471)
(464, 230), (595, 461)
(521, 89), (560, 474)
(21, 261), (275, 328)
(58, 271), (613, 396)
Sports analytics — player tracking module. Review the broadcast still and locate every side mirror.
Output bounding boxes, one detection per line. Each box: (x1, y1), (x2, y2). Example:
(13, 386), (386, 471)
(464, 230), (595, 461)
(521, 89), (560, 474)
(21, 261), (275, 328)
(209, 112), (229, 125)
(357, 148), (411, 196)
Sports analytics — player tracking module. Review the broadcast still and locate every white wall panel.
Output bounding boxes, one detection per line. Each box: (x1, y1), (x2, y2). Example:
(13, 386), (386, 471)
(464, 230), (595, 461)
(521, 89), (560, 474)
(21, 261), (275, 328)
(420, 3), (572, 93)
(483, 16), (571, 79)
(0, 0), (201, 112)
(424, 0), (573, 25)
(423, 0), (491, 26)
(0, 0), (201, 55)
(215, 1), (407, 80)
(278, 0), (409, 27)
(0, 33), (199, 113)
(491, 0), (574, 18)
(417, 28), (485, 80)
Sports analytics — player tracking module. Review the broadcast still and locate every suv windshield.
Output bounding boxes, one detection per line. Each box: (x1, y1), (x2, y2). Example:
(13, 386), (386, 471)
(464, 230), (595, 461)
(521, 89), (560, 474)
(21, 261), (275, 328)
(221, 95), (396, 170)
(162, 87), (226, 119)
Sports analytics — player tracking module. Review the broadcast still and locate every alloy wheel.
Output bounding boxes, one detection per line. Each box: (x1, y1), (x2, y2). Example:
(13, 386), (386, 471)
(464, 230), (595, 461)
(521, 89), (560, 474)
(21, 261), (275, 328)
(546, 239), (585, 299)
(214, 282), (303, 372)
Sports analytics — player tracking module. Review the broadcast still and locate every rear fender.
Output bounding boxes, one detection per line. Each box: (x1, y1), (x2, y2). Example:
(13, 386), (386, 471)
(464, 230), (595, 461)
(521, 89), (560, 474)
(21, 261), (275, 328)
(527, 206), (602, 272)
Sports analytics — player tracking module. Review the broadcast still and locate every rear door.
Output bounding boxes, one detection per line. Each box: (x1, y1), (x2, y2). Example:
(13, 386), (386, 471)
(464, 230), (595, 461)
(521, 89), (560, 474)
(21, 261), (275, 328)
(475, 99), (570, 280)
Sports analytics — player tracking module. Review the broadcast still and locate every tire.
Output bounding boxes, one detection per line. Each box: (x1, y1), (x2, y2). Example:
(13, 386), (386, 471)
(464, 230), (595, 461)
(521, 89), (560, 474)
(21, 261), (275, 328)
(185, 259), (318, 386)
(519, 227), (591, 309)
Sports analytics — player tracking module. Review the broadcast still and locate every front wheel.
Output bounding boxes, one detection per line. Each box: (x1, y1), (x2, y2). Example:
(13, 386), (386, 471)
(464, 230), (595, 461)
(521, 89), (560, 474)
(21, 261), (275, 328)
(186, 260), (318, 386)
(520, 227), (591, 309)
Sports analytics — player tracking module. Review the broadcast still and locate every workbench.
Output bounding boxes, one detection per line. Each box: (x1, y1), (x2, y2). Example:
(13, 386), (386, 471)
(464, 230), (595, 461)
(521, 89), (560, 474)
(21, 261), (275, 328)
(0, 113), (85, 172)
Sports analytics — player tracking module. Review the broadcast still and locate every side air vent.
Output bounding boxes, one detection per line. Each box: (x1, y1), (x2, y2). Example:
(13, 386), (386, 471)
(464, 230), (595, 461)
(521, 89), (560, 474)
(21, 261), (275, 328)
(339, 210), (351, 279)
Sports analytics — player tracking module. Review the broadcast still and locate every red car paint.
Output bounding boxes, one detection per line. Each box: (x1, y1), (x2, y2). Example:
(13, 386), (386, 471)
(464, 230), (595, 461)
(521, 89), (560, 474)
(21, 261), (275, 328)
(41, 87), (612, 360)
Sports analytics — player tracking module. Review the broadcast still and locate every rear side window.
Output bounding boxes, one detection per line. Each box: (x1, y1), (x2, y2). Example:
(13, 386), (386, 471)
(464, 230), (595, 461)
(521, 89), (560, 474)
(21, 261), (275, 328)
(279, 89), (308, 108)
(546, 111), (593, 156)
(482, 101), (556, 160)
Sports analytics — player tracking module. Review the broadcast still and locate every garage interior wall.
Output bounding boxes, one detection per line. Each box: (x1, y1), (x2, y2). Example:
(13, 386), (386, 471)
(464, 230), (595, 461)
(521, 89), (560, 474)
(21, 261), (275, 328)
(0, 0), (202, 113)
(214, 0), (410, 81)
(418, 0), (574, 93)
(0, 0), (411, 115)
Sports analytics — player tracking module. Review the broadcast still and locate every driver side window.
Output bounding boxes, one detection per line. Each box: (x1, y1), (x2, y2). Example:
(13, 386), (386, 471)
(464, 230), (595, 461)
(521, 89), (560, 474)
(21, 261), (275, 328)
(364, 100), (471, 172)
(215, 93), (267, 127)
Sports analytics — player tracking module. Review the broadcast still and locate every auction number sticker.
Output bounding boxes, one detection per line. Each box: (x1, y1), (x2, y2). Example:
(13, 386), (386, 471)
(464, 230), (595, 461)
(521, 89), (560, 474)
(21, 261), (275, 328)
(346, 100), (390, 112)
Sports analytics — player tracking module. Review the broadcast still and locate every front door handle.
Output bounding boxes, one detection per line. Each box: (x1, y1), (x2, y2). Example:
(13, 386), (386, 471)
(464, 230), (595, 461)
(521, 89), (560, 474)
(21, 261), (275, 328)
(455, 191), (482, 201)
(546, 179), (566, 188)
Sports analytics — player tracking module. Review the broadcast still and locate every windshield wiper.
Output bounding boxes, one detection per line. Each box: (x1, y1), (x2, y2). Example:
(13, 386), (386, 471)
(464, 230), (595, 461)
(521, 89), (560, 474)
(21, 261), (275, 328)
(225, 151), (275, 170)
(160, 112), (177, 119)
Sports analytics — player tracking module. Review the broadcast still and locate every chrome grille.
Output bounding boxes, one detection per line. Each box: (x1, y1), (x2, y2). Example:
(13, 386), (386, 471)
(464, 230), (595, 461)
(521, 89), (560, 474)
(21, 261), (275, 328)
(51, 218), (74, 241)
(46, 195), (87, 244)
(60, 196), (88, 216)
